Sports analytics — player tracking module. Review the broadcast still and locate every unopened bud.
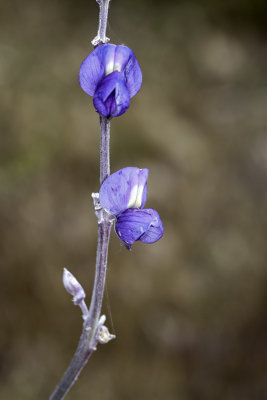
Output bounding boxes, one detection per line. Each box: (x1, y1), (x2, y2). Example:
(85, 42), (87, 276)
(63, 268), (86, 305)
(98, 324), (116, 344)
(97, 314), (106, 327)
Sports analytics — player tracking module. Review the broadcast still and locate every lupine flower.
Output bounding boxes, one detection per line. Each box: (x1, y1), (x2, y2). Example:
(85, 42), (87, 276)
(99, 167), (164, 247)
(79, 44), (142, 118)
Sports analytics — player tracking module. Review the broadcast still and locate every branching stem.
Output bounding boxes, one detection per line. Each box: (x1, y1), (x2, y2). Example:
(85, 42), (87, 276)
(49, 1), (113, 398)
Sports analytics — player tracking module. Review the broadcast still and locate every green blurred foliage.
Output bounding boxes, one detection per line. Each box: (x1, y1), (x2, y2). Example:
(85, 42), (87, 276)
(1, 0), (267, 399)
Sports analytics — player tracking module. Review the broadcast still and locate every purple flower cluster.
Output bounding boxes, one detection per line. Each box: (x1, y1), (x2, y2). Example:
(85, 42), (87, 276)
(99, 167), (163, 248)
(79, 44), (142, 118)
(79, 44), (163, 248)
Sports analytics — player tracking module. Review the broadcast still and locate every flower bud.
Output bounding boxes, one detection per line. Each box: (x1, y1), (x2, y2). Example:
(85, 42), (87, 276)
(98, 325), (116, 344)
(63, 268), (86, 305)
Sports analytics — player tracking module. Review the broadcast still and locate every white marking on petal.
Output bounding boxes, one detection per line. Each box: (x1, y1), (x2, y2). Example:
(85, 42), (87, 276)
(106, 60), (114, 76)
(127, 185), (138, 208)
(135, 184), (144, 208)
(114, 62), (121, 72)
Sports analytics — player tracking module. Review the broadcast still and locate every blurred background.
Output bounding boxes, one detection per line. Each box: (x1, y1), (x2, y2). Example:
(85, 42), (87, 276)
(1, 0), (267, 399)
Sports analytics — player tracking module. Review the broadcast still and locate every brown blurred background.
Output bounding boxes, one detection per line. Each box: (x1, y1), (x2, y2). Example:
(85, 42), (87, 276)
(1, 0), (267, 399)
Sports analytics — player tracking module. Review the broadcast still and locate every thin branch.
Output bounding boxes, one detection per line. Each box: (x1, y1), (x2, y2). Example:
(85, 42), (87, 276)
(92, 0), (111, 46)
(99, 116), (110, 184)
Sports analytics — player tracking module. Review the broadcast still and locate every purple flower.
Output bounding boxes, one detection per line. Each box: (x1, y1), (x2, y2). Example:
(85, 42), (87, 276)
(99, 167), (148, 215)
(79, 44), (142, 118)
(99, 167), (164, 247)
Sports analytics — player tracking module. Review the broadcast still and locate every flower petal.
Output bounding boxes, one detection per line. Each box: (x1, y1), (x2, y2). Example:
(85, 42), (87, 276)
(79, 44), (116, 96)
(139, 209), (164, 244)
(99, 167), (149, 216)
(126, 168), (148, 209)
(115, 209), (153, 246)
(79, 44), (142, 101)
(113, 45), (133, 72)
(123, 50), (142, 98)
(93, 71), (130, 118)
(113, 45), (142, 98)
(115, 208), (163, 247)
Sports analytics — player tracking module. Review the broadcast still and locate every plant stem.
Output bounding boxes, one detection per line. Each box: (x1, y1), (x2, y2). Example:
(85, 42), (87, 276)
(50, 119), (113, 400)
(100, 116), (110, 184)
(92, 0), (111, 46)
(49, 0), (113, 396)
